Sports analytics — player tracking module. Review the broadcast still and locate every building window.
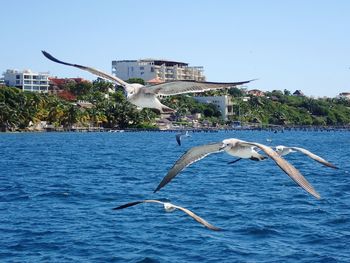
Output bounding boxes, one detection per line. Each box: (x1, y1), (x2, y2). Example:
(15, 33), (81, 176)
(24, 75), (31, 79)
(16, 75), (20, 79)
(140, 66), (144, 70)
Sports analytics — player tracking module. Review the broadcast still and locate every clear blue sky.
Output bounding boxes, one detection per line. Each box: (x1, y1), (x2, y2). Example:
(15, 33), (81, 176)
(1, 0), (349, 97)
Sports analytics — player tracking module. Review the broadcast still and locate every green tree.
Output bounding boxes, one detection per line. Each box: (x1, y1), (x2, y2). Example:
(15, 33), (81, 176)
(93, 78), (115, 93)
(65, 81), (93, 96)
(228, 87), (244, 97)
(127, 78), (145, 85)
(284, 89), (291, 96)
(63, 104), (82, 128)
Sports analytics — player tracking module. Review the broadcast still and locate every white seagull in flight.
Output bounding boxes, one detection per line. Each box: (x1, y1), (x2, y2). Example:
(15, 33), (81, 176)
(176, 130), (191, 146)
(275, 145), (338, 169)
(42, 51), (254, 113)
(154, 138), (321, 199)
(113, 199), (221, 231)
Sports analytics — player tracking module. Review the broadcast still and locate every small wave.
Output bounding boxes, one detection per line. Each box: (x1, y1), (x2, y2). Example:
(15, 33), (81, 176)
(326, 216), (349, 225)
(239, 225), (280, 237)
(0, 194), (30, 202)
(135, 256), (160, 263)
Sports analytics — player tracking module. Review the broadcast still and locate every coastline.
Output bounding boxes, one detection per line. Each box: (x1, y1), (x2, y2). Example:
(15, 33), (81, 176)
(2, 125), (350, 133)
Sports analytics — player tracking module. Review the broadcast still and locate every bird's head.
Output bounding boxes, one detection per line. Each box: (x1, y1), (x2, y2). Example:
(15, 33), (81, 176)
(275, 145), (284, 154)
(124, 83), (143, 99)
(163, 202), (176, 212)
(220, 138), (240, 150)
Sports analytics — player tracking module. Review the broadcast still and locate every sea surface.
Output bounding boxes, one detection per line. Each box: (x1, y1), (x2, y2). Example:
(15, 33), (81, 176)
(0, 130), (349, 262)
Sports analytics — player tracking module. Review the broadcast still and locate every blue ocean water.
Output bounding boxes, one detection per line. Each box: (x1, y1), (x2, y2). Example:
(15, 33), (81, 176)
(0, 130), (349, 262)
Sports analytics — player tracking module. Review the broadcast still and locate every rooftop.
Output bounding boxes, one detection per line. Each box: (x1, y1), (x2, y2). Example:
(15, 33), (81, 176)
(113, 58), (189, 67)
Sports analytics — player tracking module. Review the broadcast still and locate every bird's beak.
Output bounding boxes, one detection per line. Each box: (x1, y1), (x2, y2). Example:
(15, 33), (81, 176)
(123, 89), (128, 97)
(219, 143), (227, 151)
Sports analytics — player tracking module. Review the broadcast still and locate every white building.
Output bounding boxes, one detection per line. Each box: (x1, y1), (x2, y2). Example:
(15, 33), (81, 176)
(111, 59), (206, 82)
(3, 69), (49, 93)
(194, 95), (234, 120)
(337, 92), (350, 100)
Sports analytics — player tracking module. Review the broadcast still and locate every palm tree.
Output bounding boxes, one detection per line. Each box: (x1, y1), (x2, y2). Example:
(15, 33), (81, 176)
(47, 98), (67, 127)
(0, 102), (18, 131)
(87, 107), (107, 127)
(63, 104), (82, 128)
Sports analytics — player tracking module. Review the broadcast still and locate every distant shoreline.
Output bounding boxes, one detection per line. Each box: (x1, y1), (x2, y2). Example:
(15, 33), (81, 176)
(1, 125), (350, 133)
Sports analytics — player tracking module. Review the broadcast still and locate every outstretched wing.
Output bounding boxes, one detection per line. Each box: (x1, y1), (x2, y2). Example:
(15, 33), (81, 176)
(113, 201), (145, 210)
(240, 142), (321, 199)
(290, 147), (338, 169)
(175, 134), (182, 146)
(145, 79), (255, 96)
(172, 204), (221, 231)
(113, 200), (220, 231)
(42, 50), (128, 86)
(154, 142), (223, 192)
(113, 199), (164, 210)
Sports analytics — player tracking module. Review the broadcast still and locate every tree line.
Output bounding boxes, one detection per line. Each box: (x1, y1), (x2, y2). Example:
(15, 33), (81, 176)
(230, 89), (350, 126)
(1, 80), (350, 132)
(0, 79), (221, 132)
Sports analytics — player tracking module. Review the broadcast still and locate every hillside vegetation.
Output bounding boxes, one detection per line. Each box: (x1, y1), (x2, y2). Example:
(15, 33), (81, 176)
(1, 82), (349, 131)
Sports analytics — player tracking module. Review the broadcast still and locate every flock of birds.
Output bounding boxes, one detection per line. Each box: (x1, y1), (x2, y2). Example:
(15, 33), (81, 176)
(42, 51), (338, 231)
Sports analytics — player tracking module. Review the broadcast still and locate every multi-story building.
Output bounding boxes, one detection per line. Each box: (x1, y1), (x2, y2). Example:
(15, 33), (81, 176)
(194, 95), (234, 120)
(3, 69), (49, 93)
(337, 92), (350, 100)
(111, 59), (206, 82)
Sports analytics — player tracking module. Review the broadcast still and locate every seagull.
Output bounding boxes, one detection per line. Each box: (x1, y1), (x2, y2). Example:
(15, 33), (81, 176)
(154, 138), (321, 199)
(275, 145), (338, 169)
(228, 144), (338, 169)
(42, 51), (254, 113)
(175, 130), (191, 146)
(113, 199), (221, 231)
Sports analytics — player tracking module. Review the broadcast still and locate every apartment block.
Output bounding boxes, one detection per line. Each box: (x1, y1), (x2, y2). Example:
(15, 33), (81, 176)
(337, 92), (350, 100)
(3, 69), (49, 93)
(194, 95), (234, 120)
(111, 59), (206, 82)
